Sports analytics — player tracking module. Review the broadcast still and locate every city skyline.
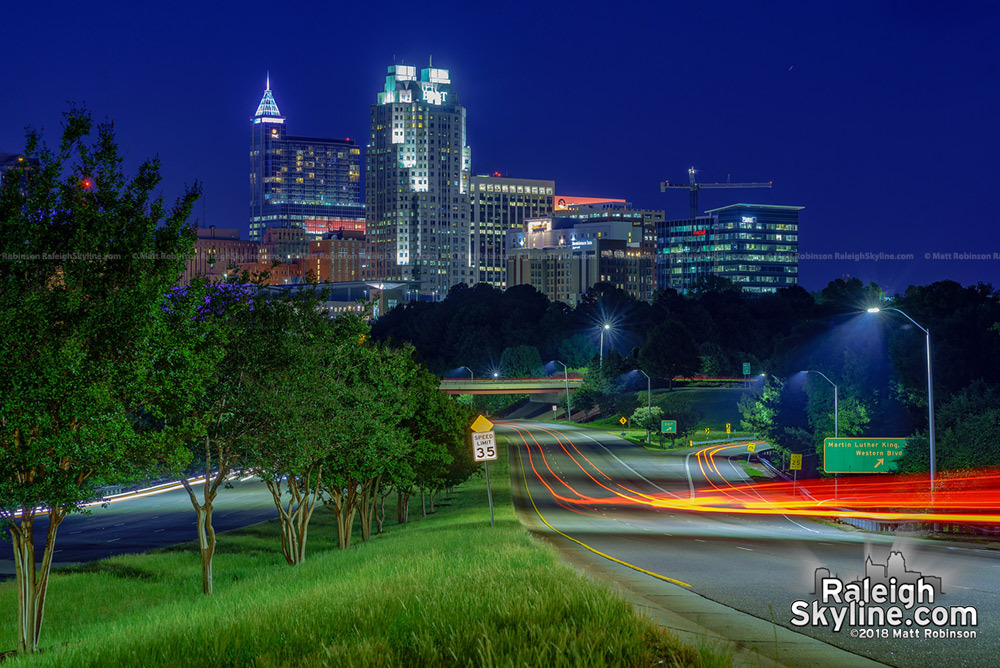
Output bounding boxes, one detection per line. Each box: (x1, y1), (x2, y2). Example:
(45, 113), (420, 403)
(3, 2), (998, 294)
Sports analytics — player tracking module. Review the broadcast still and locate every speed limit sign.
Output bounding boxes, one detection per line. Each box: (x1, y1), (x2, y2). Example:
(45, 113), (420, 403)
(472, 431), (497, 462)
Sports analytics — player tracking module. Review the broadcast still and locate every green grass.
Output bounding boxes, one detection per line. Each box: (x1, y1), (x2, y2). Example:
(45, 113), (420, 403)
(740, 464), (768, 479)
(1, 444), (728, 667)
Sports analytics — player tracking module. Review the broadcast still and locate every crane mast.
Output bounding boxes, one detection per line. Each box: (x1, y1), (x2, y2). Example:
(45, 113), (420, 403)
(660, 166), (773, 219)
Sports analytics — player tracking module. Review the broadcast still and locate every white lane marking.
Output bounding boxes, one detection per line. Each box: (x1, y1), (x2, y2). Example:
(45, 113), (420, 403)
(695, 539), (706, 543)
(737, 546), (753, 551)
(69, 530), (82, 535)
(685, 450), (697, 500)
(107, 538), (120, 542)
(570, 428), (685, 500)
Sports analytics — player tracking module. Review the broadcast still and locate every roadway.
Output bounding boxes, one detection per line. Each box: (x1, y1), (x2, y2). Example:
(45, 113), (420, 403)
(0, 476), (278, 580)
(502, 421), (998, 668)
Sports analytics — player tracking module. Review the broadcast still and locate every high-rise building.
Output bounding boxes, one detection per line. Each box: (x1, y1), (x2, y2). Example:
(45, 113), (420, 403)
(506, 215), (655, 305)
(366, 62), (472, 296)
(470, 175), (554, 287)
(657, 203), (802, 293)
(249, 76), (363, 242)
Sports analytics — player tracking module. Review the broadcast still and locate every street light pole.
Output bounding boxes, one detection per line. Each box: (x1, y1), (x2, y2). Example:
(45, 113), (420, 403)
(599, 323), (610, 365)
(802, 370), (838, 438)
(867, 307), (935, 490)
(555, 360), (572, 423)
(639, 370), (652, 443)
(460, 366), (475, 411)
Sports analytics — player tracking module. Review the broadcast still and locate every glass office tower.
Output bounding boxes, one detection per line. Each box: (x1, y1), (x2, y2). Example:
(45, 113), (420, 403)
(249, 77), (363, 242)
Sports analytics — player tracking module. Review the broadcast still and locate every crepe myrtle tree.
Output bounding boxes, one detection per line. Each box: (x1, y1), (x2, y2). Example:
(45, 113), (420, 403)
(319, 332), (415, 548)
(241, 289), (348, 565)
(0, 109), (201, 653)
(167, 280), (262, 595)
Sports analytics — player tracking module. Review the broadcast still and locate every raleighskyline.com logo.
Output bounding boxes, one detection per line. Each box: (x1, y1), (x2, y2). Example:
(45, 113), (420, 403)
(790, 551), (978, 639)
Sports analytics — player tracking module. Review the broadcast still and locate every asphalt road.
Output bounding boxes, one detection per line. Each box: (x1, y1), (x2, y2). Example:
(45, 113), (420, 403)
(0, 476), (279, 579)
(503, 421), (998, 668)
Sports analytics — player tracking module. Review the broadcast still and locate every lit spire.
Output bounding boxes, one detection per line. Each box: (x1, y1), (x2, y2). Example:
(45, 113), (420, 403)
(255, 73), (281, 117)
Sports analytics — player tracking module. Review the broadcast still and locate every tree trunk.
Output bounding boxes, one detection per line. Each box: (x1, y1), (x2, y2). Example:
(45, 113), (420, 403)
(429, 490), (436, 514)
(359, 476), (380, 542)
(10, 508), (65, 653)
(376, 490), (387, 534)
(397, 488), (410, 524)
(265, 465), (322, 565)
(181, 436), (228, 595)
(421, 489), (426, 518)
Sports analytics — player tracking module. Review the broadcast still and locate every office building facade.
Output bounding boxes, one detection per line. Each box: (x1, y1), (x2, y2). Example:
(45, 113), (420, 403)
(470, 175), (554, 287)
(366, 62), (472, 295)
(507, 215), (655, 305)
(657, 203), (802, 293)
(249, 77), (363, 242)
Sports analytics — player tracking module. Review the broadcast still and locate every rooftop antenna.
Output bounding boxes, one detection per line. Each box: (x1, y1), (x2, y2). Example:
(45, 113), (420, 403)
(429, 54), (433, 67)
(266, 71), (270, 90)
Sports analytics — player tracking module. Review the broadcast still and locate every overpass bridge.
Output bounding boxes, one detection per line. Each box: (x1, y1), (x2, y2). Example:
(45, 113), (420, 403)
(439, 377), (584, 395)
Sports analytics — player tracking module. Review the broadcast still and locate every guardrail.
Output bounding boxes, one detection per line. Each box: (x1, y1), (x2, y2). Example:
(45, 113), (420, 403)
(755, 448), (794, 482)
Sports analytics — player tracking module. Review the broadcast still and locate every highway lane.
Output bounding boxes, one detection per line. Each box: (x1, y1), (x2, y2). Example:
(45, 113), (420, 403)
(504, 421), (998, 668)
(0, 477), (279, 579)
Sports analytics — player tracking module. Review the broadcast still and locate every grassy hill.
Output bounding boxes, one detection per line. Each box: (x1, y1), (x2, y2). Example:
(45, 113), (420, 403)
(1, 443), (730, 667)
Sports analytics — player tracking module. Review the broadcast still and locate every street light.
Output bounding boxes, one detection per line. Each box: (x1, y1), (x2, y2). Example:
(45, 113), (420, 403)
(460, 366), (475, 411)
(554, 360), (572, 423)
(599, 323), (612, 365)
(638, 369), (652, 443)
(867, 306), (936, 490)
(802, 370), (838, 438)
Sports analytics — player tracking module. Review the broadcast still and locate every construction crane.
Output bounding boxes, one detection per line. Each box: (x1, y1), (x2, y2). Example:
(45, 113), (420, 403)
(660, 167), (773, 219)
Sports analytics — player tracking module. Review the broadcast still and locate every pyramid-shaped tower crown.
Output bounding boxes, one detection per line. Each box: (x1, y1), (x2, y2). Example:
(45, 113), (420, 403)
(254, 74), (282, 117)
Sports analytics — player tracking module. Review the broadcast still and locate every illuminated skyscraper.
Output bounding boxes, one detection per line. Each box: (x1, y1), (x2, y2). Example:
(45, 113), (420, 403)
(366, 62), (472, 295)
(470, 175), (554, 287)
(249, 76), (363, 242)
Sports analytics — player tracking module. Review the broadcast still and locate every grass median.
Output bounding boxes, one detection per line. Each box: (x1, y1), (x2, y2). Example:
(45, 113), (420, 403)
(1, 444), (730, 667)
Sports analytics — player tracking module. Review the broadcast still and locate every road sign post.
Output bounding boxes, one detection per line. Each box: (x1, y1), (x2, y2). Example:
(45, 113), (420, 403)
(471, 416), (498, 527)
(747, 441), (756, 463)
(823, 438), (906, 474)
(552, 404), (558, 421)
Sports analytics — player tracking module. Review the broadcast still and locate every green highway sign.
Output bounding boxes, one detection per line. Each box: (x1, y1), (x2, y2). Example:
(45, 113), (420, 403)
(823, 438), (906, 473)
(742, 362), (751, 375)
(661, 420), (677, 434)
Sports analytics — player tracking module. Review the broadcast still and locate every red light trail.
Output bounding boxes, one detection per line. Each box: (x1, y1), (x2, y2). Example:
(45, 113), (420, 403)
(505, 424), (1000, 525)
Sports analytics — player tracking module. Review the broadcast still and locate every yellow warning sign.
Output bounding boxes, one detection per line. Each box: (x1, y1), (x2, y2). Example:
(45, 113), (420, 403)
(471, 415), (494, 433)
(619, 417), (627, 425)
(747, 442), (756, 453)
(790, 453), (803, 471)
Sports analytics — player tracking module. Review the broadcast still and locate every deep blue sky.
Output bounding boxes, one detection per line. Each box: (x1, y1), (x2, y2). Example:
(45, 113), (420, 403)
(4, 1), (998, 293)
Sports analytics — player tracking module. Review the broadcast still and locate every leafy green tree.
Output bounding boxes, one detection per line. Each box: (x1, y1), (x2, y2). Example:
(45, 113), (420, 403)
(499, 344), (544, 377)
(320, 331), (414, 549)
(557, 332), (598, 368)
(897, 381), (1000, 474)
(658, 396), (704, 446)
(0, 110), (200, 653)
(739, 381), (781, 442)
(241, 291), (342, 565)
(630, 406), (664, 433)
(639, 321), (700, 389)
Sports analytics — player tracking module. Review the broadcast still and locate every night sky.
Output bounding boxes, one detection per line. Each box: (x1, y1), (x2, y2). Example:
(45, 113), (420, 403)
(4, 1), (998, 294)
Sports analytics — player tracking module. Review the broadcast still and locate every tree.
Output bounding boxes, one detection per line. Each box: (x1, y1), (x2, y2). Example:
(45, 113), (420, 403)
(319, 330), (415, 549)
(499, 344), (544, 378)
(241, 289), (341, 565)
(658, 396), (703, 447)
(630, 406), (664, 433)
(557, 332), (598, 368)
(0, 110), (200, 653)
(639, 321), (700, 389)
(162, 280), (247, 595)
